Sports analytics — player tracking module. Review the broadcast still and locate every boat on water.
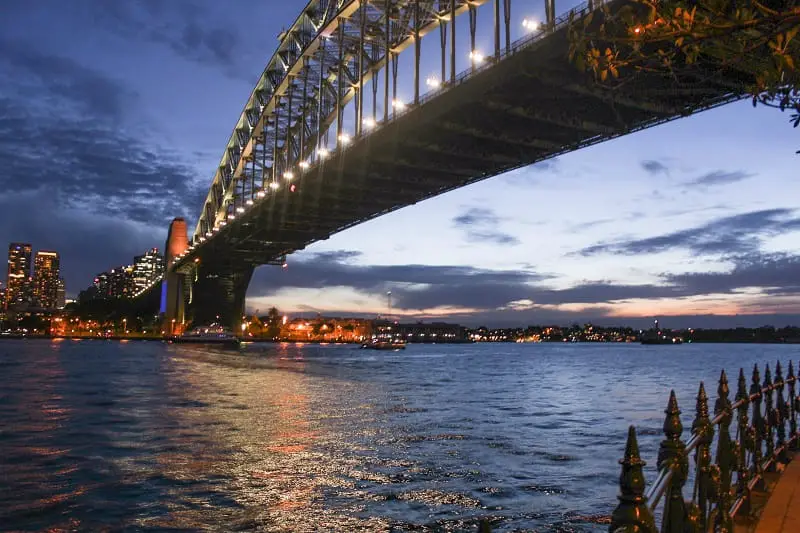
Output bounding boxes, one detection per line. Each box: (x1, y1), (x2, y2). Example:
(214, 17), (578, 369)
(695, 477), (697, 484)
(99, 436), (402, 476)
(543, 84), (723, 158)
(169, 324), (241, 346)
(640, 319), (683, 345)
(361, 338), (407, 350)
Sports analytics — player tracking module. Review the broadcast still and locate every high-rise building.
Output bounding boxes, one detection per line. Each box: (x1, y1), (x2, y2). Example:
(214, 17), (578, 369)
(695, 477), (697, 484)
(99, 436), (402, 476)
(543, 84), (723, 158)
(6, 243), (32, 309)
(93, 266), (134, 299)
(132, 248), (164, 293)
(56, 278), (66, 309)
(33, 250), (60, 309)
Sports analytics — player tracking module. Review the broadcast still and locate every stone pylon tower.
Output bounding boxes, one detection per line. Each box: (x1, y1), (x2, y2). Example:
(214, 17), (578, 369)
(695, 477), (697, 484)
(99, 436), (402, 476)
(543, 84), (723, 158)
(164, 218), (189, 334)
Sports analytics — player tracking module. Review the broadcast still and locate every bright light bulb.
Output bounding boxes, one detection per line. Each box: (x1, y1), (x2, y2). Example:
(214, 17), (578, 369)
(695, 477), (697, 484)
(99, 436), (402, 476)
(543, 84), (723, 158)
(522, 18), (540, 31)
(469, 50), (484, 64)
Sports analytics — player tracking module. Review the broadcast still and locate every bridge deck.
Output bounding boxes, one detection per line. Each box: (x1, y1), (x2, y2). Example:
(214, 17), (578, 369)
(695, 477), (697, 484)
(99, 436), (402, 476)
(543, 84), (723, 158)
(753, 456), (800, 533)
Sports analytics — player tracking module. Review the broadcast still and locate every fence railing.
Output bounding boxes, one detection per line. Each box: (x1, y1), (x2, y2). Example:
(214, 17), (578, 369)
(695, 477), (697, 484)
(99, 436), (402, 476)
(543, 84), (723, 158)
(611, 360), (800, 532)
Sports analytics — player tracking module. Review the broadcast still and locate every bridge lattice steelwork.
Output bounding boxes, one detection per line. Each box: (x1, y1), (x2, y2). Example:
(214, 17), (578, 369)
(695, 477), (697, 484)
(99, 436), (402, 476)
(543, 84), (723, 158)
(165, 0), (756, 328)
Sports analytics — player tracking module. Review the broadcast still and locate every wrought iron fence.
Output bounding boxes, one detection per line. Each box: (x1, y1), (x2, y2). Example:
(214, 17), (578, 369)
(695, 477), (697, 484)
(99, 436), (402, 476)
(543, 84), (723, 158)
(610, 360), (800, 532)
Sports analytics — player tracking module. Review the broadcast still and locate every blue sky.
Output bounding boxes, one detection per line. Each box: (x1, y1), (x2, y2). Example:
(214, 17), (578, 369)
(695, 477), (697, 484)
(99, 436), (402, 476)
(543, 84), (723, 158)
(1, 0), (799, 327)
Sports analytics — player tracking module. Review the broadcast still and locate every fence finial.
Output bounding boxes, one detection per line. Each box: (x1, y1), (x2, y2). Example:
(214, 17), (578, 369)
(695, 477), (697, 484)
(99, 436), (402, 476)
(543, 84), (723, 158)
(610, 426), (656, 533)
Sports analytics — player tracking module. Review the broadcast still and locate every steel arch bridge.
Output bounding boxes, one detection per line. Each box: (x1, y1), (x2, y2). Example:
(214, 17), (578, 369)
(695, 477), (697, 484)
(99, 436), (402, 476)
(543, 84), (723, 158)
(162, 0), (756, 330)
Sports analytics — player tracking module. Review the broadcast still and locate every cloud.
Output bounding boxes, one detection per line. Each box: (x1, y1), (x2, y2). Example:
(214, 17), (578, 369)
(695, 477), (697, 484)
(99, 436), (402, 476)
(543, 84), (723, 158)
(0, 37), (207, 293)
(88, 0), (247, 77)
(579, 209), (800, 257)
(666, 253), (800, 296)
(246, 248), (800, 326)
(641, 160), (670, 175)
(0, 41), (206, 227)
(452, 207), (520, 246)
(687, 170), (755, 187)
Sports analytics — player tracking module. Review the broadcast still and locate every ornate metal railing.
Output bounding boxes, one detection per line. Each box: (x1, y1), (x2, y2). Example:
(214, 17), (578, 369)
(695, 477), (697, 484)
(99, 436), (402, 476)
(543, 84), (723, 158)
(611, 360), (800, 532)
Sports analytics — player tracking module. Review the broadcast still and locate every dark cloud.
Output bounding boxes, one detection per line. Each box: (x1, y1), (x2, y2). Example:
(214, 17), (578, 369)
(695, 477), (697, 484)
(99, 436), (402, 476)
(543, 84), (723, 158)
(88, 0), (247, 77)
(0, 40), (205, 226)
(666, 253), (800, 296)
(579, 209), (800, 257)
(687, 170), (755, 187)
(452, 207), (520, 246)
(641, 160), (670, 175)
(247, 249), (800, 326)
(0, 37), (206, 293)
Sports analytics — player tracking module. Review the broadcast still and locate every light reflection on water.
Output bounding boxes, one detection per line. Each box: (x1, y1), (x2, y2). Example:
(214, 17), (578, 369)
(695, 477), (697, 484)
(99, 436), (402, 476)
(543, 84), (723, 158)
(1, 340), (798, 531)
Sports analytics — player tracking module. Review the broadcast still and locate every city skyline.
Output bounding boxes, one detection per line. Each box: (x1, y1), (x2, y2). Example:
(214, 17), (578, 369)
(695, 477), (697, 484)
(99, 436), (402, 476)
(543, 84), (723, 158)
(1, 1), (800, 327)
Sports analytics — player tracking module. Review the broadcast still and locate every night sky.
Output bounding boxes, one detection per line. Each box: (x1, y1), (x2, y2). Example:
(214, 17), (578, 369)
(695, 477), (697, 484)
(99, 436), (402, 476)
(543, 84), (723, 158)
(2, 0), (799, 328)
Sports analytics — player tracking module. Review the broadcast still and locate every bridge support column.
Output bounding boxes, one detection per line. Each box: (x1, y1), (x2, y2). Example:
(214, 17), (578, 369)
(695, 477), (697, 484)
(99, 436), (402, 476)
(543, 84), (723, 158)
(189, 264), (255, 332)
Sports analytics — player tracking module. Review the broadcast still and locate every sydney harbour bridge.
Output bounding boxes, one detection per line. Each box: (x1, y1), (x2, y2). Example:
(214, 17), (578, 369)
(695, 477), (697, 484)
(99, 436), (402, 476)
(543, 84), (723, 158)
(157, 0), (756, 330)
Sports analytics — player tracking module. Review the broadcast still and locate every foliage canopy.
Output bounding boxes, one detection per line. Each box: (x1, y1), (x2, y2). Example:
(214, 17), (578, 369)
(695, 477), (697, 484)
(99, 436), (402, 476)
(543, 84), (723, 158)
(568, 0), (800, 145)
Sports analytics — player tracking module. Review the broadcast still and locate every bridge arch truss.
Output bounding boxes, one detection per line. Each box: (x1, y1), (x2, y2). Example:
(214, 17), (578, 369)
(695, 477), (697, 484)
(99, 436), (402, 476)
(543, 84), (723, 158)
(191, 0), (559, 244)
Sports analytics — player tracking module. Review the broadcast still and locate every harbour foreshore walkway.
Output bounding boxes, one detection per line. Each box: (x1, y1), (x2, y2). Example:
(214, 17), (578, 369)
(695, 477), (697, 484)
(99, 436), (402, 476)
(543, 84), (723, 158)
(754, 456), (800, 532)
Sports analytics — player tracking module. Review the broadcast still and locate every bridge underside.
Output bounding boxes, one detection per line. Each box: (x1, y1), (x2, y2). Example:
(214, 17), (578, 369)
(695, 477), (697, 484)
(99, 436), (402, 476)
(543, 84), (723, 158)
(174, 7), (755, 329)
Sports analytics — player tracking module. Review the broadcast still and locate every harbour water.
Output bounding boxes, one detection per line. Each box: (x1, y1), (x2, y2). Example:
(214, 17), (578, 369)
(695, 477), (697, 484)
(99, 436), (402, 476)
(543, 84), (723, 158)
(2, 340), (798, 531)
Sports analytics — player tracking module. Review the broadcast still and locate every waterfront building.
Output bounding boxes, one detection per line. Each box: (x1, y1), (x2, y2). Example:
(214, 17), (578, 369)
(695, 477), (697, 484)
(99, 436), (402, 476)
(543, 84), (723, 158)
(33, 250), (60, 309)
(6, 243), (32, 309)
(132, 248), (164, 293)
(55, 278), (66, 309)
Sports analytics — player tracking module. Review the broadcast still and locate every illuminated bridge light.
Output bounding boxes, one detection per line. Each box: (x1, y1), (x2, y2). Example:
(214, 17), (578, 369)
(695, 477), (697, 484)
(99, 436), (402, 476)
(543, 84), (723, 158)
(391, 99), (406, 111)
(522, 18), (540, 31)
(362, 117), (376, 130)
(318, 147), (329, 159)
(426, 76), (440, 88)
(256, 190), (266, 198)
(283, 171), (294, 180)
(205, 232), (212, 237)
(220, 221), (227, 226)
(298, 161), (310, 170)
(338, 133), (351, 146)
(199, 237), (206, 242)
(236, 206), (245, 213)
(469, 50), (484, 64)
(269, 182), (280, 190)
(246, 199), (254, 205)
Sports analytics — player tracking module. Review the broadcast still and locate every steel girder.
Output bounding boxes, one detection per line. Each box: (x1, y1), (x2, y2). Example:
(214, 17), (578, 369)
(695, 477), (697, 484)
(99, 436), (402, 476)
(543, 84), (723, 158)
(194, 0), (491, 242)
